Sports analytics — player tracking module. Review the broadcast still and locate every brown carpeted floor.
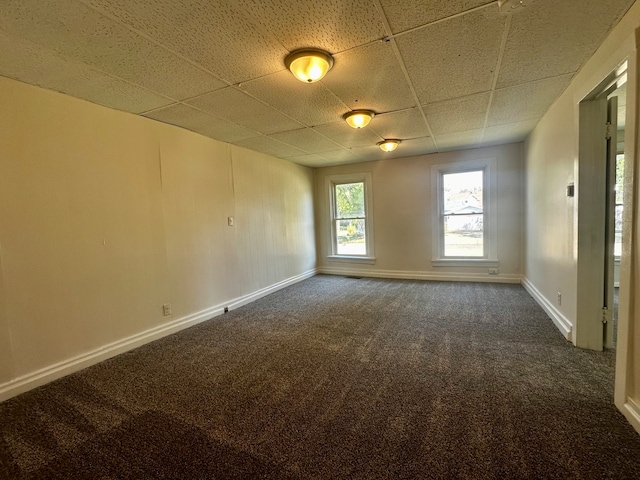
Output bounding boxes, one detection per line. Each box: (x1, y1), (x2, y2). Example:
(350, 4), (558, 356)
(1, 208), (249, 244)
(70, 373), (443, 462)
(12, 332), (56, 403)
(1, 275), (640, 479)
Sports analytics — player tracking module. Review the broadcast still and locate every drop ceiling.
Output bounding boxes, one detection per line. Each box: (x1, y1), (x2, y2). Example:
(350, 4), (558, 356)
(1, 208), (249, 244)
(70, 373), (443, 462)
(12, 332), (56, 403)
(0, 0), (634, 167)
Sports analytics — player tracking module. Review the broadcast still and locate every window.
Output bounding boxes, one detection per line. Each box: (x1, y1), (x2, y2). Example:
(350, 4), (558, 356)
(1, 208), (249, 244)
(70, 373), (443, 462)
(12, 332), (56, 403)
(614, 153), (624, 258)
(327, 173), (374, 262)
(431, 159), (497, 266)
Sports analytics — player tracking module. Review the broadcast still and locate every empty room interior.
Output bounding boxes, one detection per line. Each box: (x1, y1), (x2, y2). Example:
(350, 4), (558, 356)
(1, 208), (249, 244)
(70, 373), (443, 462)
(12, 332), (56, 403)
(2, 0), (640, 478)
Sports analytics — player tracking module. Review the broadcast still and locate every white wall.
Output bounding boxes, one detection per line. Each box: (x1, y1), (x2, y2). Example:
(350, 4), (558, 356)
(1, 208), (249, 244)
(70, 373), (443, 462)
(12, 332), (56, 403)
(0, 76), (316, 400)
(524, 2), (640, 432)
(314, 143), (524, 283)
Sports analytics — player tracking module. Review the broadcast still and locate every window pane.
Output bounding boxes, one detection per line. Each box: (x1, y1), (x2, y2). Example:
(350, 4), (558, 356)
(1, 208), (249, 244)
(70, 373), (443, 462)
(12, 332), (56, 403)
(444, 214), (483, 257)
(335, 182), (365, 219)
(443, 170), (483, 214)
(615, 205), (623, 257)
(615, 154), (624, 205)
(336, 219), (366, 255)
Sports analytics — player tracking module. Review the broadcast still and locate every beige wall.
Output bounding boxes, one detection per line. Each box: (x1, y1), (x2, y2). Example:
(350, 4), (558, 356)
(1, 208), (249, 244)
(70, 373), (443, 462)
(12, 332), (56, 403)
(524, 2), (640, 432)
(315, 143), (524, 282)
(0, 76), (315, 396)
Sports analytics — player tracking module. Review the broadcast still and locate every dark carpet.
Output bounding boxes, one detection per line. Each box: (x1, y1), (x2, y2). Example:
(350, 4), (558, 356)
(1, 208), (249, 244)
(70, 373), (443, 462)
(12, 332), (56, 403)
(1, 275), (639, 479)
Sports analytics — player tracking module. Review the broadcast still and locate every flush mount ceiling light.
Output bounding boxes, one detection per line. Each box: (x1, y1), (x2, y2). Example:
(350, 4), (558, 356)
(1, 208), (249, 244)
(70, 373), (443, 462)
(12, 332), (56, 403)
(285, 49), (334, 83)
(343, 110), (375, 129)
(377, 139), (400, 152)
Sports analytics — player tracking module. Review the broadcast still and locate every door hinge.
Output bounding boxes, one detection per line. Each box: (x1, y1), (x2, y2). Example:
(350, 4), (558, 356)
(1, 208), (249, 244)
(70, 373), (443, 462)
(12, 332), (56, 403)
(602, 307), (613, 324)
(605, 122), (613, 140)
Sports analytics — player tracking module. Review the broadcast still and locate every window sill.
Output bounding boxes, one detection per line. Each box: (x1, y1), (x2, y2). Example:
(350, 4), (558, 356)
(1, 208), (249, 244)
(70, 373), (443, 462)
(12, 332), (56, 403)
(432, 258), (499, 268)
(327, 255), (376, 265)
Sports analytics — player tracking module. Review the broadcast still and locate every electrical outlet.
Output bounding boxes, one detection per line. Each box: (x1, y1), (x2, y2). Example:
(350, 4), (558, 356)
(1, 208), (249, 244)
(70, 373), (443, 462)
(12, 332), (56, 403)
(557, 292), (562, 306)
(163, 303), (172, 316)
(488, 268), (498, 275)
(224, 307), (229, 313)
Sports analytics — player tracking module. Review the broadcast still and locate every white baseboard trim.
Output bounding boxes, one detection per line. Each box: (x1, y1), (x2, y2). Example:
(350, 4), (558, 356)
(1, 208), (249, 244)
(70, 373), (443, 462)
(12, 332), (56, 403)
(521, 277), (573, 341)
(0, 268), (317, 403)
(621, 398), (640, 436)
(318, 266), (522, 284)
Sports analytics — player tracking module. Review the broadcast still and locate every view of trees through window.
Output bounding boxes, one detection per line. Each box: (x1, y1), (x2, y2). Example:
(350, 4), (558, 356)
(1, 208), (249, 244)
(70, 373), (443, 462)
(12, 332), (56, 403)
(443, 170), (484, 257)
(335, 182), (366, 255)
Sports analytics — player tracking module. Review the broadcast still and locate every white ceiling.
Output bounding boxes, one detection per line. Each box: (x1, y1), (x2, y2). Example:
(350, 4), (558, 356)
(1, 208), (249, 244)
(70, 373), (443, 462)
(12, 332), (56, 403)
(0, 0), (634, 167)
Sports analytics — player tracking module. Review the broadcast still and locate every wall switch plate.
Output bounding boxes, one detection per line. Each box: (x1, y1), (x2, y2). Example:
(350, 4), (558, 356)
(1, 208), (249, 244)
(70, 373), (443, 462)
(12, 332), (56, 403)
(228, 216), (234, 226)
(163, 303), (172, 316)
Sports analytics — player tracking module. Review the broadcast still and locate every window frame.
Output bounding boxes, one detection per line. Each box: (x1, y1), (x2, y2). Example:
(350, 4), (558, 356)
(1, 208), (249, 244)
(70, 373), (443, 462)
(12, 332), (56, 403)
(430, 158), (498, 267)
(326, 173), (375, 263)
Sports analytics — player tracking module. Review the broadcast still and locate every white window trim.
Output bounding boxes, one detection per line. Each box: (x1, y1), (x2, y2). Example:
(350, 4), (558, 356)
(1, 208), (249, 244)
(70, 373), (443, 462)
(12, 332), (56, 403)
(430, 158), (498, 267)
(326, 173), (375, 262)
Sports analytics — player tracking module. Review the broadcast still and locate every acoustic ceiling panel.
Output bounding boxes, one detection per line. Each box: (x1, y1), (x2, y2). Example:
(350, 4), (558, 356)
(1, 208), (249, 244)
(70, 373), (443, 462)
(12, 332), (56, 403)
(321, 41), (416, 113)
(434, 129), (483, 151)
(0, 0), (226, 101)
(143, 104), (257, 143)
(369, 108), (430, 140)
(0, 30), (173, 114)
(379, 0), (490, 34)
(481, 120), (538, 145)
(282, 153), (331, 167)
(269, 128), (344, 154)
(186, 87), (302, 135)
(235, 0), (385, 53)
(497, 0), (635, 88)
(235, 136), (306, 158)
(423, 92), (491, 135)
(488, 74), (572, 126)
(312, 122), (384, 149)
(239, 70), (348, 127)
(397, 6), (505, 104)
(83, 0), (288, 84)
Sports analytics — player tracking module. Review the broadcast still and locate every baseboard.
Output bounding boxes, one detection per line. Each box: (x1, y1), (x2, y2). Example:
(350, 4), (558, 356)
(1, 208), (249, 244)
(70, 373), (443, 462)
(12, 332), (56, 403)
(521, 277), (573, 341)
(318, 266), (522, 284)
(0, 268), (317, 403)
(620, 398), (640, 436)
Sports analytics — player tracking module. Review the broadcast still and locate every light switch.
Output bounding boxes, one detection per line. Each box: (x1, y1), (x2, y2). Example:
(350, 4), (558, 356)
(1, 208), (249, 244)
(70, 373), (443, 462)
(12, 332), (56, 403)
(228, 216), (234, 226)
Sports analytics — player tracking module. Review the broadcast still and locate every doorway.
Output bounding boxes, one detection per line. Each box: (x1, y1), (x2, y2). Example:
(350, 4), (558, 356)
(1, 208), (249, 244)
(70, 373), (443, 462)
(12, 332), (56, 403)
(576, 60), (628, 351)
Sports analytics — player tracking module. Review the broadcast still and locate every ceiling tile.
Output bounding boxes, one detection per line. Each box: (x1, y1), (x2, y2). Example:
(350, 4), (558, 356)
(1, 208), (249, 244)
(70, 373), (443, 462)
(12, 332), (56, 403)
(488, 74), (572, 127)
(0, 30), (173, 114)
(384, 137), (438, 158)
(143, 104), (257, 143)
(0, 0), (226, 101)
(83, 0), (289, 84)
(369, 109), (430, 139)
(321, 41), (416, 113)
(379, 0), (490, 34)
(312, 122), (383, 149)
(235, 136), (305, 158)
(434, 130), (483, 151)
(334, 145), (390, 164)
(239, 70), (348, 127)
(186, 87), (302, 135)
(269, 128), (343, 154)
(423, 92), (490, 135)
(283, 153), (335, 167)
(236, 0), (385, 53)
(481, 120), (538, 145)
(397, 6), (506, 104)
(497, 0), (635, 88)
(318, 149), (361, 165)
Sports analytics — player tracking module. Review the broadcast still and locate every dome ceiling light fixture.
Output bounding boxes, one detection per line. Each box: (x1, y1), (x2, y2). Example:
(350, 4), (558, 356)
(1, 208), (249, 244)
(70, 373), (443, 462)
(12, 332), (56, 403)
(377, 139), (401, 152)
(343, 110), (375, 129)
(285, 49), (334, 83)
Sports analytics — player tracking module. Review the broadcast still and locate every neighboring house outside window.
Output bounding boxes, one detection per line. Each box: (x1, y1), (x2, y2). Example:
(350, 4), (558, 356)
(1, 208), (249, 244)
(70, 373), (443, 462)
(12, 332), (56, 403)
(327, 173), (374, 263)
(431, 158), (498, 267)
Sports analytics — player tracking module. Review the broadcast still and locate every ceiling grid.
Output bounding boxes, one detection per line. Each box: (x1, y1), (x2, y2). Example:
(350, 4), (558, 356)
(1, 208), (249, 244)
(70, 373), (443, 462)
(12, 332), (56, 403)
(0, 0), (635, 166)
